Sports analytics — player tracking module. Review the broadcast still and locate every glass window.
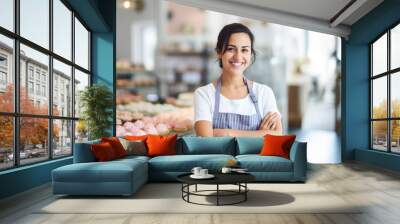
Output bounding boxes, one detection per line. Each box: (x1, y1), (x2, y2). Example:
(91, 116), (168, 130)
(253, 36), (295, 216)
(0, 71), (7, 84)
(372, 121), (388, 151)
(74, 18), (89, 70)
(53, 119), (72, 158)
(28, 67), (34, 80)
(0, 116), (13, 170)
(372, 77), (387, 119)
(0, 0), (14, 31)
(35, 70), (40, 80)
(28, 81), (34, 93)
(372, 34), (387, 76)
(0, 0), (92, 170)
(391, 72), (400, 118)
(20, 0), (49, 49)
(391, 120), (400, 153)
(0, 54), (7, 67)
(42, 85), (46, 96)
(53, 0), (72, 60)
(391, 24), (400, 70)
(53, 59), (72, 117)
(74, 69), (89, 118)
(19, 117), (49, 165)
(36, 84), (40, 95)
(20, 44), (49, 115)
(75, 120), (88, 143)
(0, 35), (13, 113)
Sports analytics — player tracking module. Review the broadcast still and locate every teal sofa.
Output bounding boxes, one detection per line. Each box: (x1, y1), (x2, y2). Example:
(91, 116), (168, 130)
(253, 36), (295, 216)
(52, 137), (307, 196)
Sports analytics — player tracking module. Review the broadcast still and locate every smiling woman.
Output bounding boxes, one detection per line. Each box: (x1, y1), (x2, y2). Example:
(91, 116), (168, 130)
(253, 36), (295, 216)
(194, 23), (282, 137)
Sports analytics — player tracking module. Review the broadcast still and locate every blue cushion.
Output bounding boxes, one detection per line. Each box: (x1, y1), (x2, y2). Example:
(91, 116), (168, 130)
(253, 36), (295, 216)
(179, 137), (236, 155)
(52, 158), (148, 195)
(148, 154), (235, 172)
(52, 159), (146, 183)
(73, 140), (100, 163)
(117, 155), (150, 163)
(236, 137), (263, 155)
(236, 155), (293, 172)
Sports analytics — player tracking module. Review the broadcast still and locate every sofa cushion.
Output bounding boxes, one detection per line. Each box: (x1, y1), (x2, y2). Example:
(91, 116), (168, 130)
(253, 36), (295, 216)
(119, 138), (147, 156)
(115, 155), (150, 164)
(91, 142), (118, 161)
(148, 154), (235, 172)
(236, 155), (293, 172)
(260, 134), (296, 159)
(73, 139), (100, 163)
(101, 137), (127, 158)
(53, 159), (147, 183)
(147, 134), (177, 157)
(179, 137), (235, 155)
(236, 137), (263, 155)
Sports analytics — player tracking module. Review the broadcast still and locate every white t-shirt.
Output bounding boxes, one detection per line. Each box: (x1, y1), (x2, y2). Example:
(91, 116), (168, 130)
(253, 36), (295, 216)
(194, 82), (280, 122)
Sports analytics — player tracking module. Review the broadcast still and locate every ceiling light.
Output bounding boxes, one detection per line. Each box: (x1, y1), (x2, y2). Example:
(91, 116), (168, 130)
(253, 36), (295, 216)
(119, 0), (144, 12)
(123, 0), (131, 9)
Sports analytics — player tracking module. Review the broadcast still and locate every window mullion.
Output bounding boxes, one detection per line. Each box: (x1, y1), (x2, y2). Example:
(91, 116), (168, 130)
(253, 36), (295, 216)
(388, 29), (391, 153)
(14, 0), (20, 167)
(71, 10), (76, 154)
(49, 0), (53, 160)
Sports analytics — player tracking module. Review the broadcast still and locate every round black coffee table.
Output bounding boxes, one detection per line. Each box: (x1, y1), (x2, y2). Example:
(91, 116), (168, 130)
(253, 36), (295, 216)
(177, 173), (255, 206)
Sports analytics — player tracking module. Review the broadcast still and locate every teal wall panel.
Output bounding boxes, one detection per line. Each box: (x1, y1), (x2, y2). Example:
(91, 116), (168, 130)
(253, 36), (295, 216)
(355, 149), (400, 172)
(342, 44), (369, 160)
(92, 32), (116, 136)
(91, 0), (116, 135)
(0, 158), (72, 199)
(65, 0), (109, 32)
(343, 0), (400, 171)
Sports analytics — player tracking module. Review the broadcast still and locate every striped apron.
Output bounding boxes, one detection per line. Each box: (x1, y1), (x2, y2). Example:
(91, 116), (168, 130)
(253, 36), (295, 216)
(212, 78), (262, 130)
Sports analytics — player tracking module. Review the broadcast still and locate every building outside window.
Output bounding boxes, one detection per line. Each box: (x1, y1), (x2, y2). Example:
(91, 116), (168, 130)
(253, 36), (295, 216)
(42, 85), (46, 97)
(35, 70), (40, 81)
(28, 67), (34, 80)
(0, 54), (7, 67)
(36, 83), (40, 95)
(0, 54), (7, 88)
(28, 81), (34, 94)
(41, 73), (46, 83)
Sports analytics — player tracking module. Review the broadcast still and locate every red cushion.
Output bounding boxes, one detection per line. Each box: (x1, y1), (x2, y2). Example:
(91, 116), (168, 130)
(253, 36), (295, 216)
(146, 134), (177, 157)
(101, 137), (127, 158)
(125, 135), (148, 141)
(259, 134), (296, 159)
(91, 142), (117, 161)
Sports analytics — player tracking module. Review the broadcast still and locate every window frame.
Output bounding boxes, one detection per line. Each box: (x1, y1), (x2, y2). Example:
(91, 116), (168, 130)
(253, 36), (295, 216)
(0, 0), (92, 171)
(370, 20), (400, 154)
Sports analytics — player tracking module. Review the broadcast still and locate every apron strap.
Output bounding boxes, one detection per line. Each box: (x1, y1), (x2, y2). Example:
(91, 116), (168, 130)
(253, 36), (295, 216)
(212, 79), (222, 120)
(243, 78), (262, 121)
(213, 77), (262, 123)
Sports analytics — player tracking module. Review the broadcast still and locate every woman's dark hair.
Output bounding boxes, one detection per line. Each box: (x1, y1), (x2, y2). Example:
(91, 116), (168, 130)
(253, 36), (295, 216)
(215, 23), (256, 68)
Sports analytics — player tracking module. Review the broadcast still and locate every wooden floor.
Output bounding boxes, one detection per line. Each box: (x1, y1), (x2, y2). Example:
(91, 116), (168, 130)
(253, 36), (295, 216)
(1, 162), (400, 224)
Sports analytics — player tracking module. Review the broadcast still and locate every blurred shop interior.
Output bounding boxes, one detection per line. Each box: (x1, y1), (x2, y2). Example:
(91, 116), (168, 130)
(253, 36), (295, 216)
(116, 0), (342, 162)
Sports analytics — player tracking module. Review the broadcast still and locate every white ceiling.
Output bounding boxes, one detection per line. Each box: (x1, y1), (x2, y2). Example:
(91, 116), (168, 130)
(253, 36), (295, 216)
(224, 0), (352, 22)
(168, 0), (384, 38)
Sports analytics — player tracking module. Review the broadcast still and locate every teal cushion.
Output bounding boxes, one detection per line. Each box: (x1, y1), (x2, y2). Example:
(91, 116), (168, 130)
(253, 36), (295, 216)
(73, 139), (100, 163)
(52, 159), (146, 183)
(236, 137), (263, 155)
(148, 154), (235, 172)
(117, 155), (150, 163)
(236, 155), (293, 172)
(179, 137), (235, 155)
